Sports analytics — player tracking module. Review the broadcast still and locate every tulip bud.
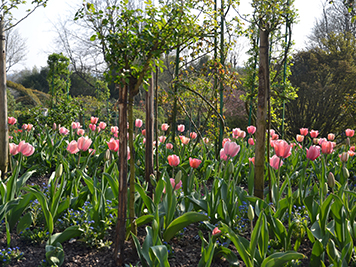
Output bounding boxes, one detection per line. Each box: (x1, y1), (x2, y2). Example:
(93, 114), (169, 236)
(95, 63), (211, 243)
(248, 204), (255, 221)
(229, 162), (234, 174)
(323, 182), (328, 196)
(328, 172), (335, 188)
(55, 164), (63, 178)
(343, 167), (350, 179)
(340, 152), (349, 163)
(105, 149), (111, 161)
(175, 170), (182, 185)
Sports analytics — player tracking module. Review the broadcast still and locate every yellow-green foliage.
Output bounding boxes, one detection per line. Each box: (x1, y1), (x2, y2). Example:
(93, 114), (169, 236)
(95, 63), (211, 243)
(7, 80), (51, 107)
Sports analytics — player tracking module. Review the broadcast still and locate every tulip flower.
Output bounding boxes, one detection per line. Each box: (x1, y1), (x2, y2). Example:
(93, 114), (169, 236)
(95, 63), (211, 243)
(142, 129), (146, 136)
(59, 127), (69, 135)
(220, 149), (228, 161)
(159, 136), (166, 143)
(8, 117), (17, 125)
(310, 130), (319, 138)
(346, 128), (355, 137)
(22, 124), (28, 130)
(321, 141), (333, 154)
(270, 155), (283, 170)
(300, 128), (308, 136)
(189, 157), (202, 169)
(340, 152), (349, 162)
(98, 122), (107, 130)
(9, 143), (18, 155)
(190, 132), (197, 139)
(222, 138), (231, 148)
(71, 122), (80, 129)
(107, 138), (119, 152)
(26, 124), (34, 131)
(249, 157), (255, 165)
(17, 141), (35, 156)
(248, 138), (254, 145)
(77, 129), (85, 136)
(203, 137), (209, 144)
(111, 126), (118, 134)
(212, 227), (221, 236)
(232, 128), (242, 138)
(135, 119), (143, 128)
(306, 145), (321, 161)
(271, 133), (279, 140)
(247, 125), (256, 135)
(269, 129), (275, 136)
(273, 140), (291, 158)
(90, 116), (99, 124)
(77, 136), (92, 151)
(223, 141), (240, 158)
(161, 123), (169, 131)
(163, 178), (182, 193)
(296, 134), (304, 143)
(350, 146), (355, 152)
(327, 133), (335, 141)
(177, 124), (185, 132)
(53, 123), (57, 131)
(179, 135), (190, 145)
(89, 124), (96, 132)
(166, 143), (173, 149)
(168, 154), (180, 167)
(348, 150), (355, 157)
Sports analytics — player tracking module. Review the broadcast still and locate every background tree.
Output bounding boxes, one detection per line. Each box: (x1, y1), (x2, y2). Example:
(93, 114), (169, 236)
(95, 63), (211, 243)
(0, 0), (49, 179)
(5, 26), (27, 72)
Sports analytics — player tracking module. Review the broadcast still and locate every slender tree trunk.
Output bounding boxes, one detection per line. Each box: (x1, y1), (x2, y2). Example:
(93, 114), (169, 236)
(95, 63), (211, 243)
(128, 94), (137, 236)
(254, 29), (269, 200)
(145, 73), (154, 194)
(0, 18), (8, 180)
(114, 83), (128, 266)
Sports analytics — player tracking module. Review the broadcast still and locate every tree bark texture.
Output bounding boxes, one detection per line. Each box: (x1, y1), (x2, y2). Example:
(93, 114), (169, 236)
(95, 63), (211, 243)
(114, 83), (128, 266)
(0, 18), (8, 179)
(145, 74), (154, 194)
(254, 29), (269, 200)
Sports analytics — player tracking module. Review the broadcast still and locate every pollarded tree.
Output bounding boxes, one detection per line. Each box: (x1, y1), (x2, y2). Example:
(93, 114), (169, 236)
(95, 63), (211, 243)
(75, 0), (216, 265)
(0, 0), (49, 179)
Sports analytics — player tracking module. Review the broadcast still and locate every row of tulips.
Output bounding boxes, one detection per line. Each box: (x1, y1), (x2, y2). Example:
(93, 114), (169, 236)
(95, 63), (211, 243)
(4, 115), (356, 266)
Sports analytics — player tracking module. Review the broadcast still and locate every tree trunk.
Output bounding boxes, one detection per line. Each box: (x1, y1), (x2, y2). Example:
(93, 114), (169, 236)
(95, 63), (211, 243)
(145, 73), (154, 194)
(114, 83), (128, 266)
(0, 18), (8, 180)
(254, 29), (269, 200)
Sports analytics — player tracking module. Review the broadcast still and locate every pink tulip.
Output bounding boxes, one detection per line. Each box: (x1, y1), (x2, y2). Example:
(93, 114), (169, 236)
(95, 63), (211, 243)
(77, 129), (85, 136)
(348, 150), (355, 157)
(135, 119), (143, 128)
(327, 133), (335, 141)
(269, 129), (275, 136)
(179, 136), (190, 145)
(220, 149), (228, 161)
(306, 145), (321, 161)
(8, 117), (17, 125)
(340, 152), (349, 162)
(321, 141), (333, 154)
(159, 136), (166, 143)
(66, 142), (77, 154)
(212, 227), (221, 236)
(248, 138), (254, 146)
(107, 138), (119, 152)
(161, 123), (169, 131)
(310, 130), (319, 138)
(350, 146), (355, 152)
(111, 126), (118, 134)
(90, 116), (99, 124)
(77, 136), (92, 151)
(203, 137), (209, 144)
(273, 140), (291, 158)
(318, 138), (327, 146)
(53, 123), (57, 131)
(177, 124), (185, 132)
(189, 157), (202, 169)
(249, 157), (255, 165)
(300, 128), (308, 136)
(163, 178), (182, 193)
(296, 134), (304, 143)
(98, 122), (107, 130)
(223, 141), (240, 158)
(232, 128), (241, 138)
(26, 124), (34, 131)
(271, 133), (279, 140)
(247, 125), (256, 135)
(190, 132), (197, 139)
(270, 155), (283, 170)
(168, 154), (180, 167)
(346, 129), (355, 137)
(59, 127), (69, 135)
(166, 143), (173, 149)
(71, 122), (80, 129)
(17, 141), (35, 156)
(22, 124), (28, 130)
(89, 149), (95, 155)
(222, 138), (231, 148)
(9, 143), (18, 155)
(89, 124), (96, 132)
